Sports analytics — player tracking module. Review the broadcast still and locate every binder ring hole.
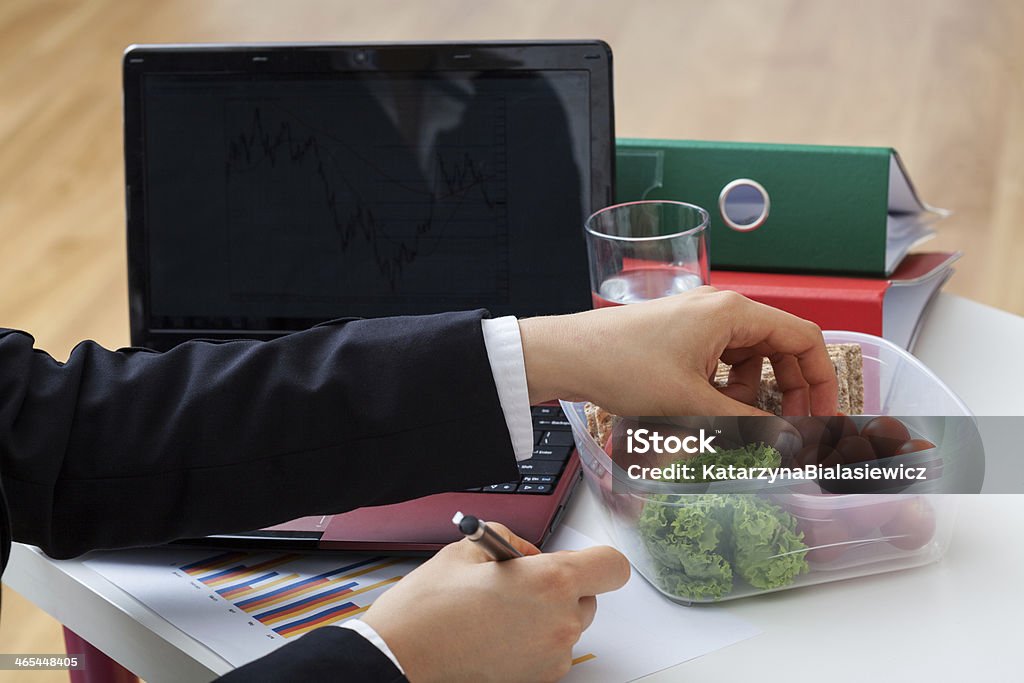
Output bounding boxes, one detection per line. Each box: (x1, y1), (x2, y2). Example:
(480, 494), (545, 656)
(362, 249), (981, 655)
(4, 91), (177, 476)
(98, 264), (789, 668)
(719, 179), (770, 232)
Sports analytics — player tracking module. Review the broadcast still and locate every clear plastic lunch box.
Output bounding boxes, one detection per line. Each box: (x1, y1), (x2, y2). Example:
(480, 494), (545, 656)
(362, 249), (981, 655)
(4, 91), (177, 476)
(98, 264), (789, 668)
(562, 331), (979, 603)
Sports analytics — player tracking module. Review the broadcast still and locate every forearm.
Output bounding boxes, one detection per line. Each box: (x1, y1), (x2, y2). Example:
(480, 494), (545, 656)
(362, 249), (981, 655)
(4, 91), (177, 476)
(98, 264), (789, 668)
(517, 312), (587, 405)
(0, 312), (518, 558)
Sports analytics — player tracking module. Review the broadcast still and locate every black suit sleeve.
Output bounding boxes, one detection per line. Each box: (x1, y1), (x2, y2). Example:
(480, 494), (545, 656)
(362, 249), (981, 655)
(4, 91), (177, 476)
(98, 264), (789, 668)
(218, 627), (407, 683)
(0, 310), (519, 559)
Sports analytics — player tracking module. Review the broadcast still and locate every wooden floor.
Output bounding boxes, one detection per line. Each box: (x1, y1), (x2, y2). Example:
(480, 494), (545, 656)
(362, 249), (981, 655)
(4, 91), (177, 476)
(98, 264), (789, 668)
(1, 0), (1022, 677)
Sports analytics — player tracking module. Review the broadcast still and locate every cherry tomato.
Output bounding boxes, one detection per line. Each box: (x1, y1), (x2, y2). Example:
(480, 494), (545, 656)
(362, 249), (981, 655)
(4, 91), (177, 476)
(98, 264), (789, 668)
(823, 416), (858, 446)
(895, 439), (942, 482)
(799, 518), (854, 563)
(835, 435), (877, 465)
(895, 439), (936, 455)
(844, 499), (901, 533)
(796, 443), (839, 468)
(786, 416), (830, 449)
(880, 497), (936, 550)
(860, 417), (912, 459)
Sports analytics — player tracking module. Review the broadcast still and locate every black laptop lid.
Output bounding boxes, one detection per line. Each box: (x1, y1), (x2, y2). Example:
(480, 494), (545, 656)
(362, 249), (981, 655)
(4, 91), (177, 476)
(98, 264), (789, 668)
(124, 42), (614, 350)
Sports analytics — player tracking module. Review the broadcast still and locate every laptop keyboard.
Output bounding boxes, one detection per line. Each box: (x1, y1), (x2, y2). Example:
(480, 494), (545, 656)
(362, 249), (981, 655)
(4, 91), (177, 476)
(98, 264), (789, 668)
(470, 405), (574, 495)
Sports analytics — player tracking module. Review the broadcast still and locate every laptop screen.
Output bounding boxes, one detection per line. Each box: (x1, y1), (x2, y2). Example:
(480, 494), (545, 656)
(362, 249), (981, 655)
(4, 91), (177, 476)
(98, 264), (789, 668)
(126, 44), (613, 346)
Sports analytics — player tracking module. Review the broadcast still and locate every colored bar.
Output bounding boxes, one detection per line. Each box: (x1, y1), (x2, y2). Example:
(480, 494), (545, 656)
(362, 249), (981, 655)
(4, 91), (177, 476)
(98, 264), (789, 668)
(315, 556), (390, 581)
(254, 582), (358, 625)
(221, 573), (298, 600)
(280, 605), (372, 638)
(260, 575), (402, 628)
(265, 574), (406, 638)
(572, 654), (597, 666)
(235, 558), (399, 611)
(196, 564), (248, 584)
(274, 603), (365, 638)
(235, 576), (332, 611)
(338, 575), (402, 600)
(180, 551), (247, 575)
(276, 605), (370, 638)
(217, 571), (279, 597)
(203, 555), (299, 588)
(326, 558), (403, 583)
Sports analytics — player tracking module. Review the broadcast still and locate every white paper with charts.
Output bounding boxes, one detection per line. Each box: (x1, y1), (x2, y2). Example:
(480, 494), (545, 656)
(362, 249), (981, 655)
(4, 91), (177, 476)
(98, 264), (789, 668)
(83, 525), (760, 681)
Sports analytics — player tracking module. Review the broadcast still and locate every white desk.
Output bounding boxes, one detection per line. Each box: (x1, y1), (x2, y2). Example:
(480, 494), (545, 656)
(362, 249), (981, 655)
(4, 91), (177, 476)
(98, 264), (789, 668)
(5, 293), (1024, 682)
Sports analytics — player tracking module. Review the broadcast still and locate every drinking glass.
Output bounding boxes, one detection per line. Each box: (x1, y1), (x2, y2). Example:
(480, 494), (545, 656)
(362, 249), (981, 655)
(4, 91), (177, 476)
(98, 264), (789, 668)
(585, 200), (709, 307)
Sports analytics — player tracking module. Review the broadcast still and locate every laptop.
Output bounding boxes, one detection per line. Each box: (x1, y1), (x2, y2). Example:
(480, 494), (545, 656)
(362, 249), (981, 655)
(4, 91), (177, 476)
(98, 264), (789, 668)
(122, 41), (614, 552)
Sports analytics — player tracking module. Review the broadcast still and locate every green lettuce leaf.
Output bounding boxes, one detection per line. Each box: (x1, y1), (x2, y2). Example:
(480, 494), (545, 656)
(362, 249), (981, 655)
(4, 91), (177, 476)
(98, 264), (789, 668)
(728, 495), (809, 590)
(637, 491), (808, 601)
(638, 494), (733, 600)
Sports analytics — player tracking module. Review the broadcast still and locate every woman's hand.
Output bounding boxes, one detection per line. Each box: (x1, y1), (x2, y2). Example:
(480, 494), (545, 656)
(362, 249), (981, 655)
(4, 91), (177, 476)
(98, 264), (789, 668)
(518, 287), (838, 417)
(361, 523), (629, 683)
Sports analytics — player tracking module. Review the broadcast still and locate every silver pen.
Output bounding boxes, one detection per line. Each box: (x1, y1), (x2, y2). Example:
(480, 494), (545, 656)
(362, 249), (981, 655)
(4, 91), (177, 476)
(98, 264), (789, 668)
(452, 511), (524, 561)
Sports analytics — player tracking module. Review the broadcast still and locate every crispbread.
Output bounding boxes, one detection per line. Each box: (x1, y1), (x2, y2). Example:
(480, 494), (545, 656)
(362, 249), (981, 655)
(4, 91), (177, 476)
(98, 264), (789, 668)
(584, 401), (616, 446)
(712, 343), (864, 415)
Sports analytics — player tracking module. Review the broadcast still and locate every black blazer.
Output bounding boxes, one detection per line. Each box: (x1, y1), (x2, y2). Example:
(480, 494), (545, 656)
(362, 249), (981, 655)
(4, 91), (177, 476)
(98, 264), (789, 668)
(0, 310), (519, 681)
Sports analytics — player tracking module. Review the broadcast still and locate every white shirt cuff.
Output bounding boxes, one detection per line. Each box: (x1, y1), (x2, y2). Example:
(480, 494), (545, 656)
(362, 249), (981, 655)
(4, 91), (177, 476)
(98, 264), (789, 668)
(480, 316), (533, 462)
(336, 619), (405, 675)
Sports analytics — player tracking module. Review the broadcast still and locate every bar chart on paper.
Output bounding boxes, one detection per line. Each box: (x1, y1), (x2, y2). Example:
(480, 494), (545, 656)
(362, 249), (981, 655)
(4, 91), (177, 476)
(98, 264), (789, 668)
(84, 527), (759, 680)
(179, 551), (406, 638)
(85, 548), (419, 666)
